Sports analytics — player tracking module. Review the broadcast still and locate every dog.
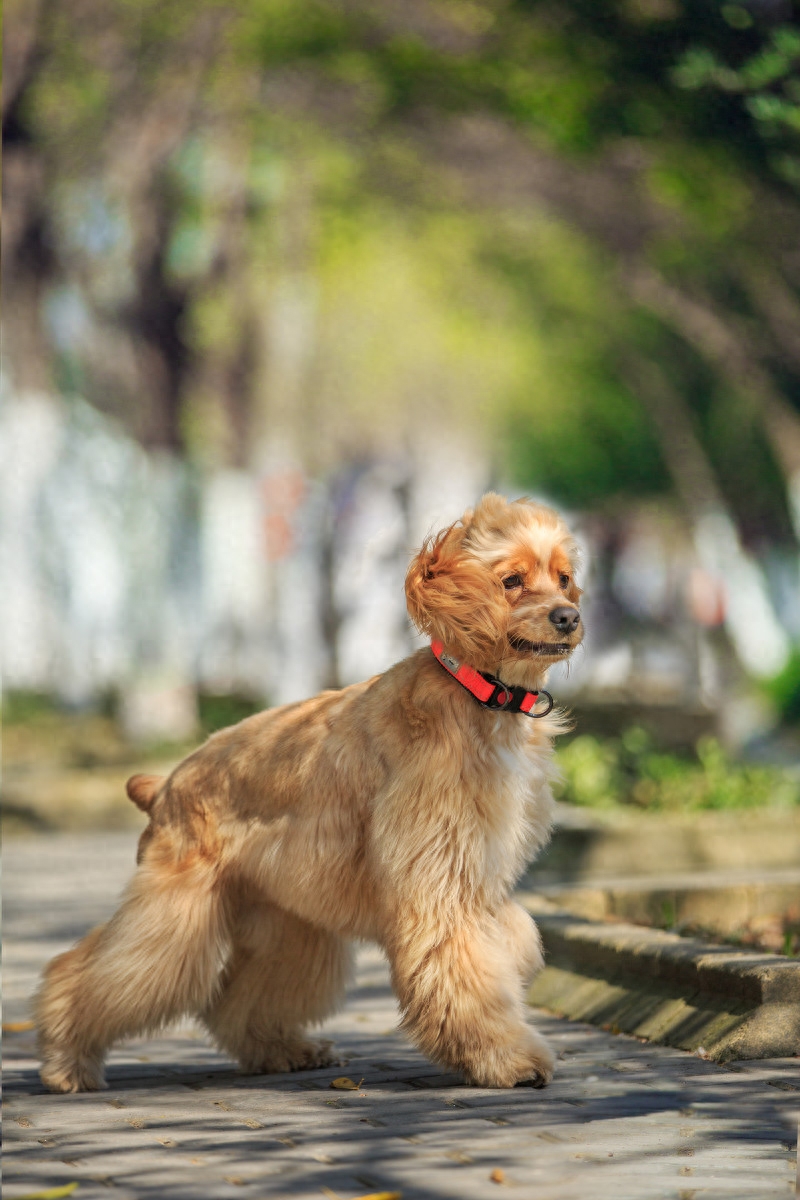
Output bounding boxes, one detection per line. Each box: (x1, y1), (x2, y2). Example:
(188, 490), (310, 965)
(36, 492), (583, 1093)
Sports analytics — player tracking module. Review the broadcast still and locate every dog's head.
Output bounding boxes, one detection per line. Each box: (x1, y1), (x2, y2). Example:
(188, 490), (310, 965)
(406, 493), (582, 687)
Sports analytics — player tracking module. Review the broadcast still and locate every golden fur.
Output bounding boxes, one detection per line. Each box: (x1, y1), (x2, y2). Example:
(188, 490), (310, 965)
(36, 493), (583, 1093)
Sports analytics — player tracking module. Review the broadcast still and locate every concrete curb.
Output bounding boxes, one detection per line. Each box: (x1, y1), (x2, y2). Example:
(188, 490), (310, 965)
(528, 805), (800, 880)
(519, 892), (800, 1061)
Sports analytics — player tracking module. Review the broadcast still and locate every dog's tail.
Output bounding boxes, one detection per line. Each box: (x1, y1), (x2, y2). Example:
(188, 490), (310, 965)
(125, 774), (166, 813)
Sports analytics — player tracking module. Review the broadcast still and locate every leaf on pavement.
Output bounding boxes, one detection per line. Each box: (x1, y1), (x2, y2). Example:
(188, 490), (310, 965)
(329, 1076), (364, 1090)
(352, 1193), (402, 1200)
(15, 1184), (79, 1200)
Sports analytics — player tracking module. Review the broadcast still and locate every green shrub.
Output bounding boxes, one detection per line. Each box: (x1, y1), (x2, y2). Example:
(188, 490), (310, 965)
(763, 650), (800, 726)
(197, 691), (264, 734)
(554, 727), (799, 812)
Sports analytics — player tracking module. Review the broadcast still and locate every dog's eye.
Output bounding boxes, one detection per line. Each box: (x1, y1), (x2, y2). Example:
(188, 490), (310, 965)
(559, 574), (570, 589)
(503, 574), (524, 590)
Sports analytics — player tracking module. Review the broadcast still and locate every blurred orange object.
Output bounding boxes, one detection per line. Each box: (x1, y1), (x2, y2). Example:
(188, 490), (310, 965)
(261, 468), (306, 561)
(686, 567), (726, 627)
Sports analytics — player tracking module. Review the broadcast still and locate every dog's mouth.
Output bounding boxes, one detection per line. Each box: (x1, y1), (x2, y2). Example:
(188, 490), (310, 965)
(508, 635), (574, 657)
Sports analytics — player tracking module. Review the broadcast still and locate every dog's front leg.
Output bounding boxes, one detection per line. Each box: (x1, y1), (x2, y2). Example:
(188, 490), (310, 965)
(387, 910), (554, 1088)
(497, 899), (546, 987)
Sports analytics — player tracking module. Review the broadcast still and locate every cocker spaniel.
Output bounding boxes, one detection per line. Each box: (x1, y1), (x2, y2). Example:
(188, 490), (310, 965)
(37, 492), (582, 1092)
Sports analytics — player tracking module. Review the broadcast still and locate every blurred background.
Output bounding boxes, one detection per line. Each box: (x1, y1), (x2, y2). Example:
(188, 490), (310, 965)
(3, 0), (800, 882)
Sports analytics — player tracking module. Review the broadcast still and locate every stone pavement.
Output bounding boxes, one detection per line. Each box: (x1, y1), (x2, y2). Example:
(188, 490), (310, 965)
(4, 833), (798, 1200)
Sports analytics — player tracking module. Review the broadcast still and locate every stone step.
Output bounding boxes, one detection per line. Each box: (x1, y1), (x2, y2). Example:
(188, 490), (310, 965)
(520, 891), (800, 1062)
(535, 867), (800, 939)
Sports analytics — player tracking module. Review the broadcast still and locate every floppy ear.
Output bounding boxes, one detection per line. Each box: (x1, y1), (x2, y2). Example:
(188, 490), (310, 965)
(405, 519), (508, 669)
(565, 541), (583, 606)
(566, 576), (583, 606)
(126, 773), (165, 813)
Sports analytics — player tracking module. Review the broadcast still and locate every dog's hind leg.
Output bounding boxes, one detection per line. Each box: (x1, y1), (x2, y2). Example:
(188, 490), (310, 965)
(36, 843), (226, 1093)
(200, 903), (351, 1074)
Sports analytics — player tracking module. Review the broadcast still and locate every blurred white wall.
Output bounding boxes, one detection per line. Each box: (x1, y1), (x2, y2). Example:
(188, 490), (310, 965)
(0, 391), (490, 720)
(3, 389), (795, 743)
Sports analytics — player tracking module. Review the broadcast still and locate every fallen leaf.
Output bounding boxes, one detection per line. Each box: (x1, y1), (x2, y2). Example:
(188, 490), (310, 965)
(490, 1168), (506, 1184)
(3, 1019), (35, 1033)
(329, 1076), (363, 1090)
(15, 1185), (79, 1200)
(351, 1194), (402, 1200)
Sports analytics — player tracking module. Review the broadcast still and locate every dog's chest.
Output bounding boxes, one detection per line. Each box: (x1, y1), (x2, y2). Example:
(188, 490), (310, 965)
(478, 725), (554, 890)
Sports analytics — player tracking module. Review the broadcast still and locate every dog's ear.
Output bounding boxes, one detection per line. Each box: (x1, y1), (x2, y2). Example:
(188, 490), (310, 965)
(405, 519), (507, 669)
(126, 774), (165, 813)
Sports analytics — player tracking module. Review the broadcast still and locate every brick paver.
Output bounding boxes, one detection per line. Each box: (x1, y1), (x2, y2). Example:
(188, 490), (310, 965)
(4, 833), (798, 1199)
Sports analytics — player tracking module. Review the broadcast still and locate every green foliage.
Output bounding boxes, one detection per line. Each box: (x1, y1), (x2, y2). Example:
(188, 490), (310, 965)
(555, 732), (622, 809)
(197, 691), (263, 734)
(763, 650), (800, 725)
(485, 226), (670, 507)
(646, 144), (752, 246)
(673, 22), (800, 186)
(229, 0), (800, 187)
(1, 690), (61, 725)
(505, 366), (669, 509)
(8, 0), (800, 541)
(702, 384), (797, 546)
(555, 727), (800, 812)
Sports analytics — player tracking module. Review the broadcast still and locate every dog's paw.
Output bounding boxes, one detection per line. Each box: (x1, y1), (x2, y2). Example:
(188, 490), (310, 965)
(40, 1052), (107, 1094)
(515, 1029), (555, 1088)
(515, 1070), (551, 1089)
(287, 1037), (339, 1072)
(462, 1028), (555, 1089)
(239, 1036), (339, 1075)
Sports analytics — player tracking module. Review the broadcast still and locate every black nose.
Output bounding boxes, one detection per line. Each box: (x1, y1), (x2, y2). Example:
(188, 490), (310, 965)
(549, 606), (580, 633)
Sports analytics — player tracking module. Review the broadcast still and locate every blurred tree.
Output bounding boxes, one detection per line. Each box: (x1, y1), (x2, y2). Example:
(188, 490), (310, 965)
(3, 0), (800, 554)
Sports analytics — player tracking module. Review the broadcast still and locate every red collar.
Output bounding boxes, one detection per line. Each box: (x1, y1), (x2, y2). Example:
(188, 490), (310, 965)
(431, 640), (553, 717)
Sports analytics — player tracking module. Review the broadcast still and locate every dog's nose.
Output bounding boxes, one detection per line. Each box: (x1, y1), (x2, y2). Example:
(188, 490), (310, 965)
(548, 606), (580, 633)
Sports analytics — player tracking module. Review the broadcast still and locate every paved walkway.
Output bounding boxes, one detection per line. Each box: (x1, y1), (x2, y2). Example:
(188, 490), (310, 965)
(4, 833), (798, 1200)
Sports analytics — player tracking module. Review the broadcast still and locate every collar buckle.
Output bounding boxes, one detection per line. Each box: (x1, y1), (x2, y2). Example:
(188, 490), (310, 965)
(485, 678), (514, 710)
